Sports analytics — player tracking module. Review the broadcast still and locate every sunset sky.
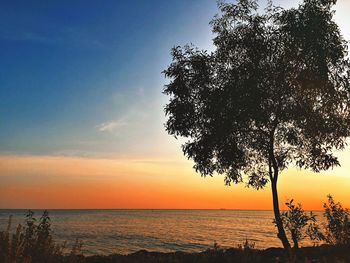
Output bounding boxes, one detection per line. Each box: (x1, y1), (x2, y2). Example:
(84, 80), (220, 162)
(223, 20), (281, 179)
(1, 0), (350, 209)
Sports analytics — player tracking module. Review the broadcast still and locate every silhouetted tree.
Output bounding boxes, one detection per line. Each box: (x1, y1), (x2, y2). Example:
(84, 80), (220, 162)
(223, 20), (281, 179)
(163, 0), (350, 249)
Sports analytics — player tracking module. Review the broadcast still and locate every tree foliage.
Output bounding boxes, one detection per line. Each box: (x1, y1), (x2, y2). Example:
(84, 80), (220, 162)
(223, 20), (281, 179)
(163, 0), (350, 189)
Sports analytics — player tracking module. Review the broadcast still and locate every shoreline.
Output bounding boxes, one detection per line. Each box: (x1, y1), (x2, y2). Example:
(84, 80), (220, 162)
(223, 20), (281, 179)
(70, 245), (350, 263)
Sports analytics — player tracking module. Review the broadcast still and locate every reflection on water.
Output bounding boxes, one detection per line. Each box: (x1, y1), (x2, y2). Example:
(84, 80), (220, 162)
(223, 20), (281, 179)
(0, 209), (322, 255)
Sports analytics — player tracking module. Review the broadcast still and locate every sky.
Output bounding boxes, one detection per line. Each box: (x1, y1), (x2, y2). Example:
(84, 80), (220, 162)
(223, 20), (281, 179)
(0, 0), (350, 209)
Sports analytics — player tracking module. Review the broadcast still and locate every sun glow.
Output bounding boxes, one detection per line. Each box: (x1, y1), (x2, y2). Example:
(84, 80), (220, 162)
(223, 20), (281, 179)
(1, 155), (349, 209)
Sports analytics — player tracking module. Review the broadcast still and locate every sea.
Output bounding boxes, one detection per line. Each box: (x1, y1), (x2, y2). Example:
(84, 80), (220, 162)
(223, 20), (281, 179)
(0, 209), (323, 255)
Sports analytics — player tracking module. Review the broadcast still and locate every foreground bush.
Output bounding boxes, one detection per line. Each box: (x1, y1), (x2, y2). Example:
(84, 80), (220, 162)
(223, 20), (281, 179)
(323, 195), (350, 246)
(279, 200), (318, 249)
(279, 196), (350, 250)
(0, 210), (82, 263)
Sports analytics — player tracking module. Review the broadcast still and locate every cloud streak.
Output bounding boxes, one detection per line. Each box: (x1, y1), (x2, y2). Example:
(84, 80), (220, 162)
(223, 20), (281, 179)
(96, 120), (127, 132)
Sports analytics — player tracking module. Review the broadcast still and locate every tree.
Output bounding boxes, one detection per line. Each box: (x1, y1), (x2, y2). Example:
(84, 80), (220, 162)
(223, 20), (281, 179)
(163, 0), (350, 249)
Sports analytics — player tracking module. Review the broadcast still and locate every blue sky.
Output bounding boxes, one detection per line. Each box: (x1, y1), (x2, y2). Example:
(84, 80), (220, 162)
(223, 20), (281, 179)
(0, 0), (218, 157)
(1, 0), (349, 159)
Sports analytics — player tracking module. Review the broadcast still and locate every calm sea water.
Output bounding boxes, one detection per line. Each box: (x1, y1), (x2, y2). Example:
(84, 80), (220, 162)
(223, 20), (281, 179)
(0, 209), (322, 255)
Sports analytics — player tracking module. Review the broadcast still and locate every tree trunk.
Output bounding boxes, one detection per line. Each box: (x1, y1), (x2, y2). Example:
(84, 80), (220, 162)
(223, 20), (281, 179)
(271, 178), (291, 249)
(291, 230), (299, 249)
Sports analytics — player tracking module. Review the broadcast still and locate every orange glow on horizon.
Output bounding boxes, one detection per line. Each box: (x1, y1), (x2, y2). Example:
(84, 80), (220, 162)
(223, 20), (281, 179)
(0, 155), (349, 210)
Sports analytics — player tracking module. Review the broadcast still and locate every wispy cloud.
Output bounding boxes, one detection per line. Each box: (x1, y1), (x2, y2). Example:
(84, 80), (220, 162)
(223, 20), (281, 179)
(96, 120), (127, 133)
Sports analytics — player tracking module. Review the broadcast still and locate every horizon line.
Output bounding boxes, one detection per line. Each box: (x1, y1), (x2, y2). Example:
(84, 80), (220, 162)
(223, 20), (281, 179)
(0, 208), (324, 212)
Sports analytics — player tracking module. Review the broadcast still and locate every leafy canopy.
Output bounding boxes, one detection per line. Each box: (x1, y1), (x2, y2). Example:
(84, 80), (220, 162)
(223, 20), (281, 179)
(163, 0), (350, 188)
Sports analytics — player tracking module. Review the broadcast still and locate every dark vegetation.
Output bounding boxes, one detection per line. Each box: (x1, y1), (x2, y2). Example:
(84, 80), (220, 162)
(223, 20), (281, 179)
(278, 195), (350, 250)
(0, 196), (349, 263)
(0, 210), (83, 263)
(79, 245), (350, 263)
(163, 0), (350, 249)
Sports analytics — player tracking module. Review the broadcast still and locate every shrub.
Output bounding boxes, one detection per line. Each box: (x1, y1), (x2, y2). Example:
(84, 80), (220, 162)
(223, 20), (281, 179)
(279, 199), (320, 248)
(280, 195), (350, 248)
(323, 195), (350, 245)
(0, 210), (82, 263)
